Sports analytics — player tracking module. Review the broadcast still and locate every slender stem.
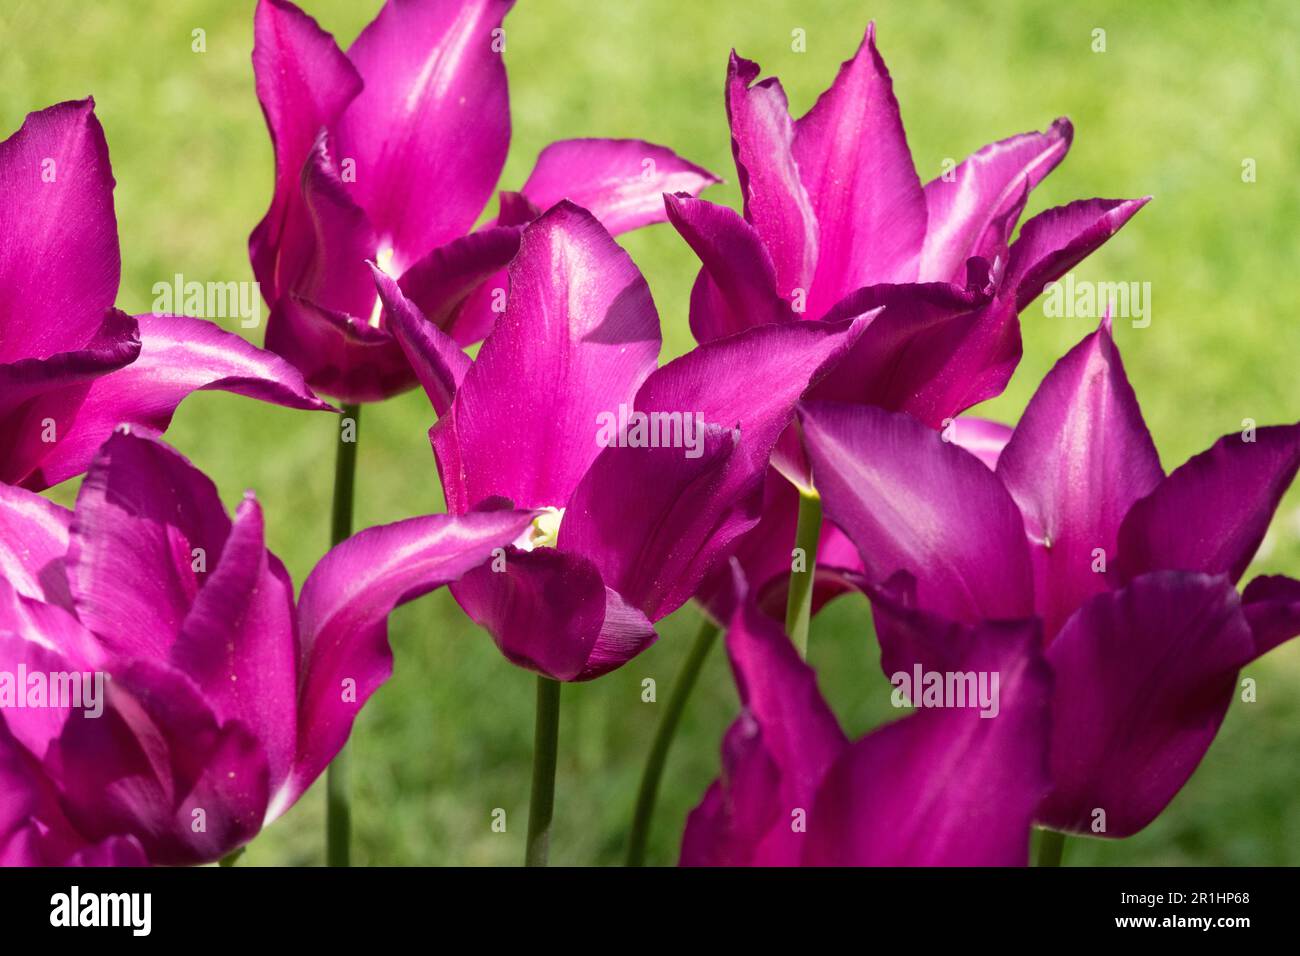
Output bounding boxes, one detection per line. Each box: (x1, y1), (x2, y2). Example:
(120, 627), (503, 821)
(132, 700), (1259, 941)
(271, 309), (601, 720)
(785, 488), (822, 658)
(525, 676), (562, 866)
(625, 616), (722, 866)
(1037, 828), (1067, 867)
(326, 403), (361, 868)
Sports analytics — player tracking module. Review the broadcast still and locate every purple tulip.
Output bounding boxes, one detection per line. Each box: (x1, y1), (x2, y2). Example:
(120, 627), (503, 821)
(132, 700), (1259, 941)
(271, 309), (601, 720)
(0, 100), (332, 492)
(0, 426), (534, 865)
(675, 22), (1147, 614)
(371, 200), (869, 680)
(671, 22), (1144, 417)
(250, 0), (719, 403)
(800, 319), (1300, 837)
(680, 567), (1052, 866)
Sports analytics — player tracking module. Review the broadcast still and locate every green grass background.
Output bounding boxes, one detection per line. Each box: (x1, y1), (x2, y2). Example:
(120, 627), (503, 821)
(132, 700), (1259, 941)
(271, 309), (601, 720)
(3, 0), (1298, 865)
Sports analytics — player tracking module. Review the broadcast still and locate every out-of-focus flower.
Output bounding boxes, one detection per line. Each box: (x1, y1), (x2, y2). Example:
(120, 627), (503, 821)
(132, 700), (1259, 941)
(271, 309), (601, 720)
(0, 100), (332, 491)
(800, 319), (1300, 837)
(0, 427), (533, 865)
(374, 201), (869, 680)
(250, 0), (718, 403)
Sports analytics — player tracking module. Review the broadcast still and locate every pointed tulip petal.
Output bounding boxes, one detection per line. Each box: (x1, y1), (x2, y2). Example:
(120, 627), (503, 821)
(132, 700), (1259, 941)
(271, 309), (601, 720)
(0, 99), (120, 361)
(1039, 571), (1252, 837)
(1005, 197), (1149, 310)
(1117, 424), (1300, 586)
(800, 401), (1034, 622)
(373, 265), (471, 417)
(996, 322), (1163, 635)
(66, 428), (232, 659)
(170, 495), (298, 792)
(805, 619), (1051, 865)
(793, 23), (926, 313)
(519, 138), (718, 237)
(250, 0), (362, 302)
(920, 119), (1072, 283)
(665, 193), (789, 343)
(29, 312), (333, 488)
(332, 0), (513, 266)
(681, 567), (845, 866)
(432, 202), (660, 513)
(725, 54), (817, 295)
(284, 508), (534, 812)
(1241, 575), (1300, 658)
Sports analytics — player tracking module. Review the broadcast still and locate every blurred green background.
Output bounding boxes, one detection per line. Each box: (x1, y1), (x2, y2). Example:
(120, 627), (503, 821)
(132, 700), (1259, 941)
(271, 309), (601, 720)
(4, 0), (1298, 865)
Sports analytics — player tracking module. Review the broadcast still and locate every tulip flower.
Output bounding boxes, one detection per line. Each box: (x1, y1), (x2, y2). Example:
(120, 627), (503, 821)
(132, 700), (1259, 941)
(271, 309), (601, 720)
(799, 318), (1300, 842)
(380, 200), (866, 681)
(680, 567), (1052, 866)
(373, 200), (867, 862)
(0, 426), (534, 865)
(671, 22), (1144, 404)
(0, 99), (332, 492)
(674, 21), (1148, 626)
(250, 0), (718, 404)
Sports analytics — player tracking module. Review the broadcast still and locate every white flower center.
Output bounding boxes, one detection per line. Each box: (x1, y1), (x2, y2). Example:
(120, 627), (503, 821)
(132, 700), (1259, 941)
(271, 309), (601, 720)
(513, 506), (565, 551)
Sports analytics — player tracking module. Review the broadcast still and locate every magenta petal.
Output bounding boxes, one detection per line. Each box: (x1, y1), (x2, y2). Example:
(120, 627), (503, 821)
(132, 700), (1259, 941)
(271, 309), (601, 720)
(0, 99), (120, 362)
(996, 322), (1164, 636)
(725, 54), (817, 295)
(566, 317), (869, 620)
(1038, 571), (1252, 837)
(800, 401), (1034, 621)
(1241, 575), (1300, 658)
(694, 468), (866, 621)
(681, 568), (845, 866)
(920, 119), (1072, 284)
(250, 0), (362, 303)
(30, 312), (333, 489)
(450, 546), (607, 682)
(396, 224), (521, 336)
(0, 622), (99, 761)
(1005, 197), (1150, 310)
(813, 281), (1019, 427)
(805, 619), (1051, 866)
(48, 658), (270, 865)
(562, 423), (742, 621)
(332, 0), (513, 266)
(573, 588), (659, 681)
(0, 481), (72, 605)
(66, 428), (231, 659)
(518, 138), (718, 237)
(432, 202), (660, 513)
(285, 508), (534, 812)
(170, 495), (298, 793)
(1117, 423), (1300, 586)
(665, 193), (789, 343)
(946, 416), (1014, 470)
(373, 266), (471, 417)
(1, 310), (140, 490)
(792, 23), (926, 314)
